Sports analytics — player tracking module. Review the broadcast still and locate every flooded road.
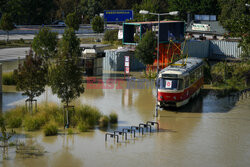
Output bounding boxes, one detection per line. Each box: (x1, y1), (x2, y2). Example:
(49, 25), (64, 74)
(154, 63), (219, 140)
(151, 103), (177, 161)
(1, 77), (250, 167)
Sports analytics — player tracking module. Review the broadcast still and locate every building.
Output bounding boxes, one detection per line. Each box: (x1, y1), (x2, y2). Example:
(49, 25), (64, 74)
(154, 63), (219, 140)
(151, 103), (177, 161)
(186, 15), (228, 40)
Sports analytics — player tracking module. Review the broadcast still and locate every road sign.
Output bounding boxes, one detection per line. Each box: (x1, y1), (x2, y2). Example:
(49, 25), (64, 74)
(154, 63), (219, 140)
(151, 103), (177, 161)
(104, 10), (133, 22)
(125, 67), (130, 74)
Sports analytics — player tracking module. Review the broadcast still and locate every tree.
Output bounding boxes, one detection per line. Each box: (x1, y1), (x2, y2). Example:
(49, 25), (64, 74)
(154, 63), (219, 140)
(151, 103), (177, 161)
(168, 0), (220, 21)
(135, 31), (156, 65)
(65, 12), (81, 31)
(14, 49), (47, 113)
(32, 27), (58, 61)
(219, 0), (250, 59)
(49, 28), (84, 127)
(91, 16), (104, 33)
(0, 13), (15, 42)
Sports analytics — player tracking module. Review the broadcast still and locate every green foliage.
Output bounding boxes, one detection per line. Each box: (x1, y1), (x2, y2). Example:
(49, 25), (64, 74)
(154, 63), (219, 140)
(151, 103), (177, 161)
(23, 116), (45, 131)
(44, 122), (58, 136)
(0, 13), (15, 42)
(135, 31), (156, 65)
(7, 117), (22, 128)
(49, 28), (84, 106)
(14, 49), (47, 103)
(0, 116), (14, 145)
(65, 12), (80, 31)
(99, 116), (109, 128)
(103, 30), (118, 43)
(143, 69), (157, 79)
(32, 27), (58, 61)
(169, 0), (220, 21)
(219, 0), (250, 59)
(2, 72), (17, 85)
(0, 13), (15, 31)
(74, 105), (102, 128)
(68, 128), (74, 135)
(109, 112), (118, 124)
(91, 16), (104, 33)
(77, 122), (89, 132)
(211, 61), (250, 90)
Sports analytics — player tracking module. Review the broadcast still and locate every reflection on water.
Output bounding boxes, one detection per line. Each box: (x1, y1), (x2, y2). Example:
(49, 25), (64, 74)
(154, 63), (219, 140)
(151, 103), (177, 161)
(1, 78), (250, 167)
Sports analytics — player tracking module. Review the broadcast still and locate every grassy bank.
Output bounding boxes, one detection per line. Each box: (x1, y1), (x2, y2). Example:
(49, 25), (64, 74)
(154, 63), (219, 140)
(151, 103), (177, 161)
(2, 103), (118, 136)
(0, 39), (32, 49)
(2, 72), (16, 85)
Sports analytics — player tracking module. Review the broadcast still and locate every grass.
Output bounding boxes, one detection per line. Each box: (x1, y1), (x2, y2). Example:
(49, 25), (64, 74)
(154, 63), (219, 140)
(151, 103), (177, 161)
(2, 72), (17, 85)
(44, 122), (58, 136)
(0, 39), (32, 49)
(109, 112), (118, 124)
(99, 116), (109, 128)
(3, 103), (113, 134)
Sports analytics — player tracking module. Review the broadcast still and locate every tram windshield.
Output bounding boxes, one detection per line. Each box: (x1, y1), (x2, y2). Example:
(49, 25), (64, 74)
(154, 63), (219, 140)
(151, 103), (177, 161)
(158, 78), (183, 90)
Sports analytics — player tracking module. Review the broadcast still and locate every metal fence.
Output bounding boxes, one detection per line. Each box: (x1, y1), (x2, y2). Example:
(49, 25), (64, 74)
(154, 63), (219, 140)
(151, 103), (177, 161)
(182, 40), (242, 59)
(103, 49), (145, 72)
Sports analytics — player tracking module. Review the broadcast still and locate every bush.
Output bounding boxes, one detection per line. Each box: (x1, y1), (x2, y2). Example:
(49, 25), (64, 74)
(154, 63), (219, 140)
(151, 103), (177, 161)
(77, 122), (89, 132)
(4, 106), (26, 128)
(99, 116), (109, 128)
(68, 128), (73, 135)
(109, 112), (118, 124)
(103, 30), (118, 43)
(44, 123), (58, 136)
(24, 116), (44, 131)
(7, 117), (22, 128)
(2, 72), (17, 85)
(75, 105), (102, 128)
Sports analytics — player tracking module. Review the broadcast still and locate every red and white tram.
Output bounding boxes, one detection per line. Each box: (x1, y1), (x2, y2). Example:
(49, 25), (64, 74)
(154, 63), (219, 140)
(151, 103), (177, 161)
(157, 57), (204, 108)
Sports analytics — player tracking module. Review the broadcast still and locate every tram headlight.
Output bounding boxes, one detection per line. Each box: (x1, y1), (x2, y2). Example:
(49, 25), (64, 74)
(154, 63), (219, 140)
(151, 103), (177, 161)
(160, 96), (163, 99)
(173, 96), (176, 100)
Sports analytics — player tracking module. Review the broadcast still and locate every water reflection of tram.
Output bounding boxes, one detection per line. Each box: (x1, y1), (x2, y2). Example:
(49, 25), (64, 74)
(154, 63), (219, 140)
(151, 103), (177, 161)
(157, 57), (204, 108)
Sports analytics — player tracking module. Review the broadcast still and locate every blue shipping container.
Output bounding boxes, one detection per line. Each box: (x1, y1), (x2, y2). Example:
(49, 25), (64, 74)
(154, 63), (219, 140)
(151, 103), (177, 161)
(104, 10), (133, 22)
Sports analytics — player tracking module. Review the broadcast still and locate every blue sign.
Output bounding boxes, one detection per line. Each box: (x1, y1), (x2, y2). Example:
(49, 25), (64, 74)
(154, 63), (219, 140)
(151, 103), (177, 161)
(104, 10), (133, 22)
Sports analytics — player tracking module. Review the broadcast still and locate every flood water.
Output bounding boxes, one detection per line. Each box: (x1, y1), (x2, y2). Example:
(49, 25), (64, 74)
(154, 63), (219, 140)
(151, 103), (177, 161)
(1, 60), (250, 167)
(1, 76), (250, 167)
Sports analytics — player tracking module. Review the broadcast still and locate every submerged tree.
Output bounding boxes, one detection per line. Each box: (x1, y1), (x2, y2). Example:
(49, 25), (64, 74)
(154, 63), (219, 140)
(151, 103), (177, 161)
(0, 13), (15, 42)
(32, 27), (58, 62)
(135, 30), (156, 65)
(49, 28), (84, 127)
(14, 49), (47, 113)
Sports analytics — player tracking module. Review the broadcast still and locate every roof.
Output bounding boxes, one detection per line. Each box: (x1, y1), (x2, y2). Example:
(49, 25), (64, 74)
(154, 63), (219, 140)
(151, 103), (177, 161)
(186, 20), (228, 35)
(159, 57), (203, 76)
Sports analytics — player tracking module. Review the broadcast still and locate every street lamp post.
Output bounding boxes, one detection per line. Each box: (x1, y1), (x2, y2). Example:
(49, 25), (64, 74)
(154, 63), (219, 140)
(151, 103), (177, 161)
(139, 10), (179, 117)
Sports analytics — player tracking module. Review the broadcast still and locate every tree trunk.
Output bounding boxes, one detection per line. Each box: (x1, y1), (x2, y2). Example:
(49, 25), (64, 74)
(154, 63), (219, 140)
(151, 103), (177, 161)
(6, 31), (9, 42)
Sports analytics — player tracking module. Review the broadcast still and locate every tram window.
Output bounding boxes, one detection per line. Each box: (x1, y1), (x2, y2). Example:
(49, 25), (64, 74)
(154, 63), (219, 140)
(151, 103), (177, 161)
(159, 78), (182, 90)
(184, 76), (189, 88)
(178, 79), (184, 90)
(190, 72), (195, 84)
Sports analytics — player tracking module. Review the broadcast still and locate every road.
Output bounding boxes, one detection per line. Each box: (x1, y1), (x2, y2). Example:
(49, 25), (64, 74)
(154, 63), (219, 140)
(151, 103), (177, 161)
(0, 47), (28, 62)
(0, 33), (104, 41)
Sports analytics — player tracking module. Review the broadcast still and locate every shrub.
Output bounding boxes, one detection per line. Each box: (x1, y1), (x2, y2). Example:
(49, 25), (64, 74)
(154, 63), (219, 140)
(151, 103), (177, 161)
(99, 116), (109, 128)
(7, 117), (22, 128)
(103, 30), (118, 43)
(4, 106), (26, 128)
(44, 123), (58, 136)
(109, 112), (118, 124)
(68, 128), (73, 135)
(2, 72), (17, 85)
(24, 116), (43, 131)
(77, 122), (89, 132)
(75, 105), (102, 128)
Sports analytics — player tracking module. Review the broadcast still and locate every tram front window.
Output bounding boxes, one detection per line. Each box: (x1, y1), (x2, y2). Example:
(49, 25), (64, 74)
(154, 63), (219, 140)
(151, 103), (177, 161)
(159, 78), (183, 90)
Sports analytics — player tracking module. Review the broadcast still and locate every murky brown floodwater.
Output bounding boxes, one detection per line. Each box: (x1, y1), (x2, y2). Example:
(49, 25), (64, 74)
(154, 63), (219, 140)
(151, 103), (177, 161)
(1, 72), (250, 167)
